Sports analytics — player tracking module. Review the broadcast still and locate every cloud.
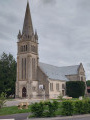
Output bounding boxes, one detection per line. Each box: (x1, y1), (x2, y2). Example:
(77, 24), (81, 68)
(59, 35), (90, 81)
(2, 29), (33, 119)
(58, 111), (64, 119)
(41, 0), (56, 5)
(0, 0), (90, 79)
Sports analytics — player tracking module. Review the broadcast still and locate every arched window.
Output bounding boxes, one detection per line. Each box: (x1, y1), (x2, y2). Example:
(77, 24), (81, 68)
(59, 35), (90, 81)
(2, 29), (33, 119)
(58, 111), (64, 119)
(56, 83), (59, 91)
(62, 84), (65, 89)
(24, 45), (25, 51)
(26, 45), (27, 51)
(22, 58), (23, 79)
(50, 83), (53, 91)
(25, 58), (26, 79)
(21, 46), (23, 52)
(32, 58), (35, 79)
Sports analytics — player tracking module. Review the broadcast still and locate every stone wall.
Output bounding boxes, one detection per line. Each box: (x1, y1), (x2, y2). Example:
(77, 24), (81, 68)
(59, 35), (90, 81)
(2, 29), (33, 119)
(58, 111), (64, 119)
(66, 63), (86, 82)
(37, 67), (49, 99)
(66, 74), (79, 81)
(49, 79), (66, 99)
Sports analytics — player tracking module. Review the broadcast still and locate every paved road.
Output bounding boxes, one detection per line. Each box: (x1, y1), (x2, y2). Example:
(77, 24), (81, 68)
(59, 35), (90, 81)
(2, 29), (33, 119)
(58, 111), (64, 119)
(56, 116), (90, 120)
(1, 114), (90, 120)
(0, 113), (29, 120)
(66, 117), (90, 120)
(27, 114), (90, 120)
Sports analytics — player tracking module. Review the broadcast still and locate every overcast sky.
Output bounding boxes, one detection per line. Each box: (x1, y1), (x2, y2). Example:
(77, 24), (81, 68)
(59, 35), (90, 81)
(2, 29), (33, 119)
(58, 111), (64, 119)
(0, 0), (90, 79)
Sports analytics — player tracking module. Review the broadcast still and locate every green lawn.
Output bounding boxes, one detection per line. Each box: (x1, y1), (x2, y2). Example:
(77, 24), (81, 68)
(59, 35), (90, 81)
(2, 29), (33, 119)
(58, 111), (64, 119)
(0, 106), (31, 116)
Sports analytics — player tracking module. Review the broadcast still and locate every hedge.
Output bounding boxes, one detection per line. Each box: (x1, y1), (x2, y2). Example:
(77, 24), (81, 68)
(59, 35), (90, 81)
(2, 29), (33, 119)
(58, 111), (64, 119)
(61, 100), (74, 116)
(30, 99), (90, 117)
(31, 102), (44, 117)
(31, 101), (59, 117)
(66, 81), (85, 98)
(61, 99), (90, 116)
(44, 101), (59, 117)
(74, 100), (89, 114)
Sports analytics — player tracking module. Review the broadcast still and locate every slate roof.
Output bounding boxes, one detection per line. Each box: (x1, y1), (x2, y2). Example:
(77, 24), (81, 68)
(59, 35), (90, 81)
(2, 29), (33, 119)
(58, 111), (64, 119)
(39, 62), (80, 81)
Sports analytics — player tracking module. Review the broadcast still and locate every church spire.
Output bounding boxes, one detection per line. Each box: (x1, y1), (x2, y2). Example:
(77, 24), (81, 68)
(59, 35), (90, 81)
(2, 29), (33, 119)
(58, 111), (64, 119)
(22, 1), (34, 37)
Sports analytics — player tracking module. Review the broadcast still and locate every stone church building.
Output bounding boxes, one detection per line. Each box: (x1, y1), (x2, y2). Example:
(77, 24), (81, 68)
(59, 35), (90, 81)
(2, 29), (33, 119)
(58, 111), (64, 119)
(15, 1), (86, 99)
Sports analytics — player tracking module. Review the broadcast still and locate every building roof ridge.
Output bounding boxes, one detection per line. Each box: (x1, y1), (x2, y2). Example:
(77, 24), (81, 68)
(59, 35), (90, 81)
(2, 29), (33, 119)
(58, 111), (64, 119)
(39, 62), (79, 69)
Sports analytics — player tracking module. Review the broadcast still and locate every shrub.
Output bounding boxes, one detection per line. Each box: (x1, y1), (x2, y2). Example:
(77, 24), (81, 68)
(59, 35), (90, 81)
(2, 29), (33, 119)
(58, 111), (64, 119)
(30, 99), (90, 117)
(30, 101), (59, 117)
(74, 100), (89, 114)
(44, 101), (59, 117)
(31, 102), (44, 117)
(66, 81), (85, 98)
(86, 80), (90, 87)
(74, 100), (83, 114)
(0, 92), (6, 109)
(58, 93), (63, 100)
(87, 100), (90, 113)
(82, 100), (89, 114)
(61, 100), (74, 116)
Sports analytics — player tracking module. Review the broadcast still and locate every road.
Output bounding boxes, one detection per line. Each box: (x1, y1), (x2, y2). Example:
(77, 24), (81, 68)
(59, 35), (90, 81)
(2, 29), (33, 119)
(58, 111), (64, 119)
(0, 114), (90, 120)
(0, 113), (29, 120)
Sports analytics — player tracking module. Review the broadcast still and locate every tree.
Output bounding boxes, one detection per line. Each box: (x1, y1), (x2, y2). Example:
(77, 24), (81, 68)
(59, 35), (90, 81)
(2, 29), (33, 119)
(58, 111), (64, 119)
(66, 81), (85, 98)
(86, 80), (90, 87)
(0, 52), (16, 97)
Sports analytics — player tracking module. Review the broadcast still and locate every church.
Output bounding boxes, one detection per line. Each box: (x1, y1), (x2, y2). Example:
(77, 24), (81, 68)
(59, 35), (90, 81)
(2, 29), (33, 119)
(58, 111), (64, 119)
(15, 1), (86, 99)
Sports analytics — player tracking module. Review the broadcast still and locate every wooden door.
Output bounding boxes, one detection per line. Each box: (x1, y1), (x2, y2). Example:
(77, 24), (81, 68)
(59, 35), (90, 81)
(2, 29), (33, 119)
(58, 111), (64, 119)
(22, 87), (26, 98)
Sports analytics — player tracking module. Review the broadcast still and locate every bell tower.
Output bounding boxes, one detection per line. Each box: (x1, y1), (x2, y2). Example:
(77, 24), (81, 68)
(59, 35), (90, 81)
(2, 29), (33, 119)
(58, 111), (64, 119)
(16, 1), (39, 98)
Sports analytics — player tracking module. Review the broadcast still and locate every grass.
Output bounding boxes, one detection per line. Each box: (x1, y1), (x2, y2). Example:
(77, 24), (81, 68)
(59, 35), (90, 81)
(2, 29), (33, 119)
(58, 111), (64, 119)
(0, 105), (31, 116)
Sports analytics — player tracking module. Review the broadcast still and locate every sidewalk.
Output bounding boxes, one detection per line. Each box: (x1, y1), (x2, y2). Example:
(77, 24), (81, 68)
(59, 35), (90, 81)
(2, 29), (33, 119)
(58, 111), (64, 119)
(6, 98), (42, 106)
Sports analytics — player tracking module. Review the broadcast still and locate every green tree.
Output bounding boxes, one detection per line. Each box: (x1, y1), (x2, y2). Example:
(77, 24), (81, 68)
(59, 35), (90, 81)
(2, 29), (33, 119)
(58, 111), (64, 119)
(86, 80), (90, 87)
(66, 81), (85, 98)
(0, 52), (16, 97)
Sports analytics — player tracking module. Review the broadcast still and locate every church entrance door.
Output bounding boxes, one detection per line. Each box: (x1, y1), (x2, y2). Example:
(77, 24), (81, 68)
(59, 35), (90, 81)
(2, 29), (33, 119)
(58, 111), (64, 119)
(22, 87), (26, 98)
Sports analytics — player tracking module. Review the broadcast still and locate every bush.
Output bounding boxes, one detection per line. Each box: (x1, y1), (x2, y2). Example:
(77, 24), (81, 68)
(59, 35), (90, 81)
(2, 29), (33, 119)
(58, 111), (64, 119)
(74, 100), (90, 114)
(66, 81), (85, 98)
(30, 101), (59, 117)
(61, 100), (74, 116)
(44, 101), (59, 117)
(86, 80), (90, 87)
(31, 102), (44, 117)
(61, 99), (90, 116)
(58, 93), (63, 100)
(74, 100), (84, 114)
(0, 92), (6, 109)
(30, 99), (90, 117)
(82, 100), (89, 114)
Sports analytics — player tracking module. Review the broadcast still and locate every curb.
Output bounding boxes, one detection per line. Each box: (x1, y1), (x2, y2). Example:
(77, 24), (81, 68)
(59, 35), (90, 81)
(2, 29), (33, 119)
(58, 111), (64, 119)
(26, 114), (90, 120)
